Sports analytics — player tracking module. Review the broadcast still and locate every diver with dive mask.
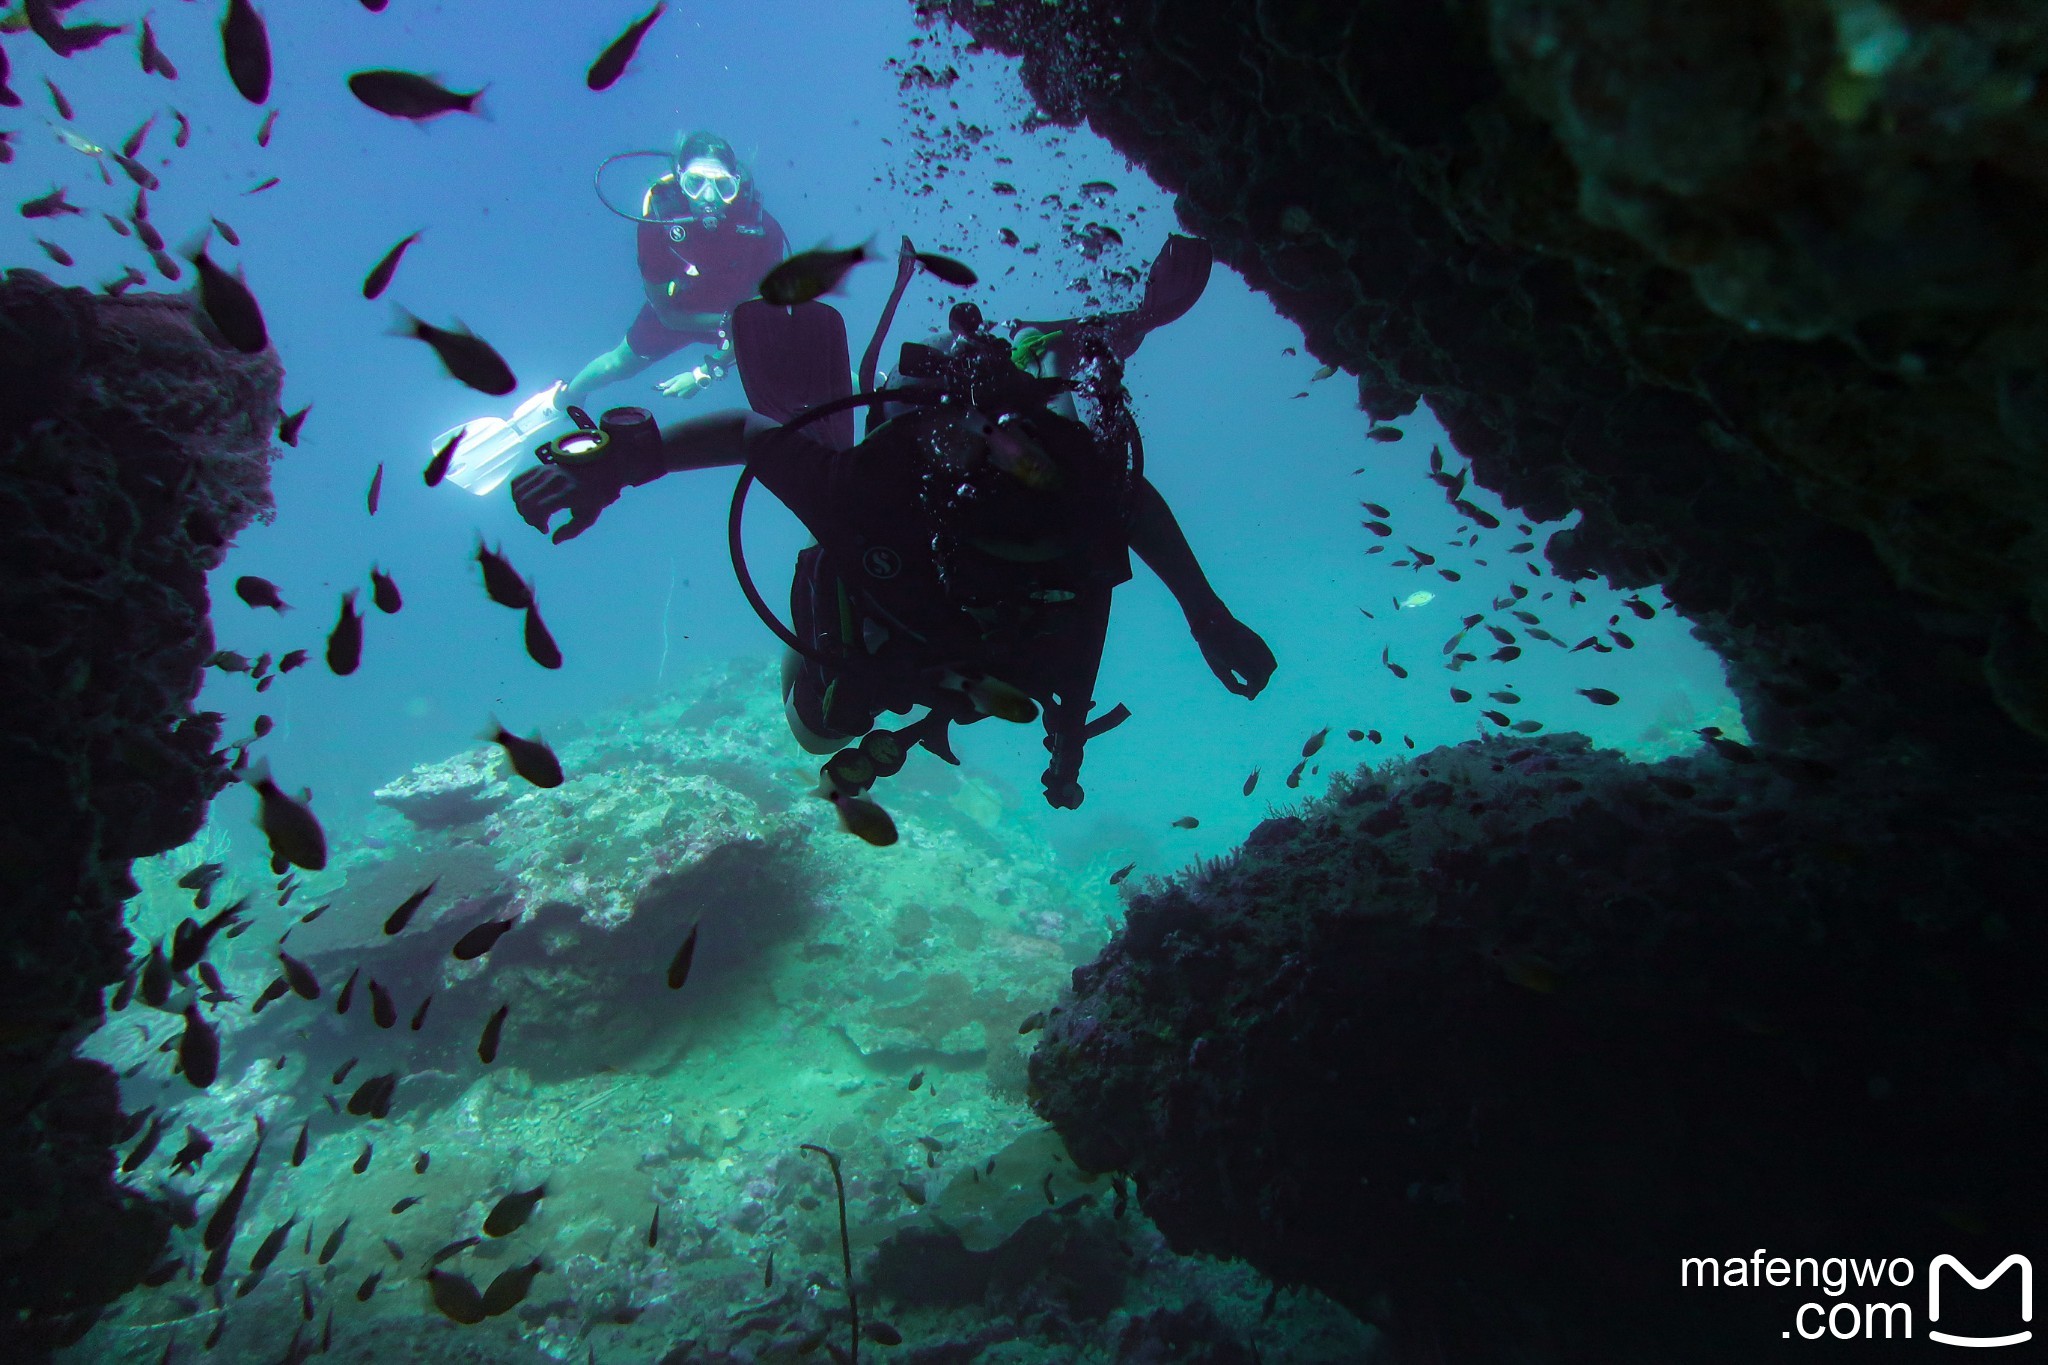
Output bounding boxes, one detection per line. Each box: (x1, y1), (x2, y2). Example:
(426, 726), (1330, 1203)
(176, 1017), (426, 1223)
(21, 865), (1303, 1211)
(512, 235), (1274, 818)
(561, 130), (789, 408)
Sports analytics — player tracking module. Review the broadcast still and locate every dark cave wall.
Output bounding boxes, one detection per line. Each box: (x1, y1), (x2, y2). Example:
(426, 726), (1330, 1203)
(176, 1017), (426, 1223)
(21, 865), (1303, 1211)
(0, 270), (279, 1356)
(940, 0), (2048, 766)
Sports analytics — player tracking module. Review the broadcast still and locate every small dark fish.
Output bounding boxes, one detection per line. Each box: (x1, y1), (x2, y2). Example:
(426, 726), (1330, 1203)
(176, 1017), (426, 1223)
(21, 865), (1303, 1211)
(335, 966), (359, 1014)
(829, 791), (898, 846)
(1490, 646), (1522, 663)
(168, 1125), (215, 1176)
(36, 237), (74, 267)
(1170, 816), (1199, 829)
(278, 648), (308, 673)
(249, 1216), (296, 1275)
(480, 1258), (545, 1317)
(21, 186), (80, 219)
(865, 1322), (905, 1346)
(1482, 710), (1510, 726)
(427, 1236), (477, 1269)
(523, 603), (561, 668)
(1346, 728), (1364, 741)
(1108, 861), (1136, 885)
(1577, 687), (1620, 706)
(914, 251), (976, 286)
(391, 308), (515, 393)
(356, 1271), (382, 1302)
(476, 541), (533, 608)
(221, 0), (272, 103)
(141, 17), (179, 80)
(1367, 425), (1403, 443)
(278, 950), (319, 1000)
(326, 589), (363, 675)
(362, 230), (420, 300)
(349, 69), (485, 120)
(1018, 1010), (1047, 1034)
(1511, 719), (1544, 734)
(350, 1080), (397, 1121)
(255, 108), (278, 147)
(1450, 688), (1472, 703)
(367, 463), (384, 513)
(424, 430), (462, 487)
(665, 921), (699, 989)
(203, 1118), (266, 1251)
(173, 110), (191, 146)
(44, 76), (72, 120)
(291, 1120), (310, 1167)
(179, 1004), (220, 1088)
(122, 1114), (168, 1173)
(427, 1268), (488, 1324)
(236, 574), (288, 611)
(251, 976), (289, 1013)
(1623, 596), (1655, 619)
(586, 2), (665, 91)
(1302, 726), (1328, 757)
(187, 236), (268, 353)
(1382, 647), (1408, 679)
(392, 1196), (422, 1215)
(452, 918), (515, 961)
(1608, 630), (1635, 649)
(1241, 768), (1259, 796)
(765, 1249), (776, 1288)
(478, 1004), (509, 1064)
(907, 1069), (924, 1092)
(103, 212), (132, 237)
(410, 993), (432, 1031)
(249, 759), (327, 870)
(368, 980), (396, 1029)
(484, 723), (563, 788)
(483, 1182), (546, 1237)
(646, 1204), (660, 1248)
(134, 214), (164, 250)
(278, 404), (311, 447)
(415, 1151), (431, 1175)
(1361, 520), (1392, 537)
(382, 1237), (406, 1261)
(353, 1142), (373, 1175)
(384, 880), (437, 936)
(759, 243), (868, 306)
(1361, 501), (1391, 517)
(244, 175), (279, 194)
(369, 566), (402, 614)
(111, 149), (159, 190)
(1285, 759), (1306, 789)
(1489, 690), (1521, 704)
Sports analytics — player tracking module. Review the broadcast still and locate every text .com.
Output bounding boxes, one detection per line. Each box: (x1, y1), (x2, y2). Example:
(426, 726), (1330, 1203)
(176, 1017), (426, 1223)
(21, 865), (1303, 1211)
(1681, 1251), (2033, 1345)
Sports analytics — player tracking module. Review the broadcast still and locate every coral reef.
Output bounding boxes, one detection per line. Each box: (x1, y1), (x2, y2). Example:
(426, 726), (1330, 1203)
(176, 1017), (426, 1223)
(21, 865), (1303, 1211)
(938, 0), (2048, 766)
(1029, 735), (2048, 1359)
(0, 272), (279, 1357)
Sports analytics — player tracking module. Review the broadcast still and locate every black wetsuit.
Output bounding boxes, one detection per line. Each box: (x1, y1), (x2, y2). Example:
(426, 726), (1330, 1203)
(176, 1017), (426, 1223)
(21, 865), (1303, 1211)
(757, 404), (1134, 749)
(629, 178), (789, 360)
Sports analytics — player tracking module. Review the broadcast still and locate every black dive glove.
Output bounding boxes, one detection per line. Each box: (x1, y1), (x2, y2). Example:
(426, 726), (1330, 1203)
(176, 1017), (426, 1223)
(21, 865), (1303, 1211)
(1190, 606), (1276, 699)
(510, 414), (667, 543)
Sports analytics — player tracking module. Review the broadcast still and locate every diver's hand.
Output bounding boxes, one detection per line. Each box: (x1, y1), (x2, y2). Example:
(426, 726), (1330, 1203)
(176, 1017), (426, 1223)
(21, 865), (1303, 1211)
(654, 366), (713, 399)
(510, 463), (620, 544)
(1190, 609), (1276, 699)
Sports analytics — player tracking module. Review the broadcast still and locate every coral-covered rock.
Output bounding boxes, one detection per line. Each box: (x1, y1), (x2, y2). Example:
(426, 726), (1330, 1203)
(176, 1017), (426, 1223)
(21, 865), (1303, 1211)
(1030, 736), (2048, 1360)
(373, 748), (512, 830)
(0, 272), (279, 1356)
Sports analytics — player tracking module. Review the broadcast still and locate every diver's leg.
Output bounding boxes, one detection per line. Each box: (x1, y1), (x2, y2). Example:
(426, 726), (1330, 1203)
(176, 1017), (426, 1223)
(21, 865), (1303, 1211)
(781, 650), (850, 755)
(563, 339), (657, 406)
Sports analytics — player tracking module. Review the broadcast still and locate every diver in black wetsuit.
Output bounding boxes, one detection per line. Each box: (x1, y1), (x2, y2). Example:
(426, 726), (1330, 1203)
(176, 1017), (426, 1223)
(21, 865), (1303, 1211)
(510, 240), (1273, 810)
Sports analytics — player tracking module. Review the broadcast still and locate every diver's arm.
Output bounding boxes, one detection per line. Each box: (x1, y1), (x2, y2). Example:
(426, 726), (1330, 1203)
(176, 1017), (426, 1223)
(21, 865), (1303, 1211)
(1129, 476), (1277, 698)
(511, 410), (830, 544)
(1128, 476), (1224, 620)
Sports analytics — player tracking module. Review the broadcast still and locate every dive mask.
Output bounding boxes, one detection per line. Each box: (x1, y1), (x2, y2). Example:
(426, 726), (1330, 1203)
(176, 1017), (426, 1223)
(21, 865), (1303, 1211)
(679, 157), (741, 206)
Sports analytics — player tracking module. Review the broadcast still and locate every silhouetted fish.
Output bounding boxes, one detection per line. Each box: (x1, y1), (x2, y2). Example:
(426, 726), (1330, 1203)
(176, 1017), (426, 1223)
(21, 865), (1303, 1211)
(586, 2), (664, 91)
(221, 0), (271, 103)
(325, 589), (363, 676)
(349, 69), (484, 120)
(362, 230), (419, 300)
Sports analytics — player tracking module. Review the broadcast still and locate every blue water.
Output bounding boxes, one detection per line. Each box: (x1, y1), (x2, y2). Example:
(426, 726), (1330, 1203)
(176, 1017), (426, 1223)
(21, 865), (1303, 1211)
(7, 2), (1738, 1357)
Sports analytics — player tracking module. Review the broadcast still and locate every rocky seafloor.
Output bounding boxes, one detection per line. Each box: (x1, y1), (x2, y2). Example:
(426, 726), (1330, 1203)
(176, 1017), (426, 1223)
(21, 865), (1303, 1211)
(73, 659), (1375, 1364)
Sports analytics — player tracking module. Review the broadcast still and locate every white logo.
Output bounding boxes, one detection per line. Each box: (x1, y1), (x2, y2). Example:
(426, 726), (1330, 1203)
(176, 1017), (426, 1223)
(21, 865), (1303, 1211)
(1930, 1254), (2032, 1348)
(862, 546), (901, 580)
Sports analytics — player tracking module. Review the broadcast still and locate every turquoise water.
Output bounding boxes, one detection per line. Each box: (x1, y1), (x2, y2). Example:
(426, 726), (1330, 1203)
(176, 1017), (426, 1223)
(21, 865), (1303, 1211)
(7, 2), (1736, 1359)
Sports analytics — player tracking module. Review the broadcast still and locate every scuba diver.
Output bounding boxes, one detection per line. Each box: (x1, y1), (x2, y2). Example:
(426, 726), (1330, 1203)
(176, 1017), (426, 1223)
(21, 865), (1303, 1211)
(562, 130), (790, 407)
(509, 236), (1274, 817)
